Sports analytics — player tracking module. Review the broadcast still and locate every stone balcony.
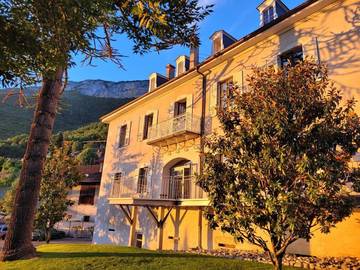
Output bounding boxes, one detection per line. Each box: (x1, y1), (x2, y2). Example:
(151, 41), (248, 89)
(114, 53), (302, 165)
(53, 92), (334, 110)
(146, 112), (201, 147)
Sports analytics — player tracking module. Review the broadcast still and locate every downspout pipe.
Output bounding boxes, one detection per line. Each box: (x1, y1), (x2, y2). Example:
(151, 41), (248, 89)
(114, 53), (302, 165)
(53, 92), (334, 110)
(196, 66), (207, 176)
(196, 66), (207, 250)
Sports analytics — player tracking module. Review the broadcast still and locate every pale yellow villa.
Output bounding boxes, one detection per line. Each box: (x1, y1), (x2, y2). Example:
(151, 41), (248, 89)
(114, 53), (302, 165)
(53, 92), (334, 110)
(93, 0), (360, 257)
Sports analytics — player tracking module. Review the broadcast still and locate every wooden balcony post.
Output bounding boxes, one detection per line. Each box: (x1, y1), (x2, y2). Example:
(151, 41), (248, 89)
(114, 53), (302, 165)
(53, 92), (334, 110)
(158, 207), (165, 251)
(128, 206), (138, 247)
(198, 207), (203, 249)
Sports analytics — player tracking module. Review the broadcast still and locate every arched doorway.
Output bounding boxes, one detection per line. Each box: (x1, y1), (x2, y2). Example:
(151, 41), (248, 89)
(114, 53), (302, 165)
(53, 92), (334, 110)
(161, 159), (195, 199)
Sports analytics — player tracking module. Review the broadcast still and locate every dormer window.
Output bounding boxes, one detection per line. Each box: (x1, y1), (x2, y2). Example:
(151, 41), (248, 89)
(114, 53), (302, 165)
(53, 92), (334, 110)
(176, 56), (190, 76)
(148, 73), (168, 92)
(257, 0), (289, 27)
(262, 6), (274, 25)
(210, 30), (237, 55)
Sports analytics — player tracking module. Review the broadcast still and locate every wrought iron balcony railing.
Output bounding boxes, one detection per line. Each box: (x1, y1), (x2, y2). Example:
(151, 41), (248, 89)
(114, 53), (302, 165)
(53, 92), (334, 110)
(147, 112), (201, 144)
(109, 175), (206, 200)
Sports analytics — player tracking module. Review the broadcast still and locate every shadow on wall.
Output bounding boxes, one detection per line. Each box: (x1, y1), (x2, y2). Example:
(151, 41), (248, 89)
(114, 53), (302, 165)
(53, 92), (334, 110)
(93, 141), (144, 245)
(276, 1), (360, 256)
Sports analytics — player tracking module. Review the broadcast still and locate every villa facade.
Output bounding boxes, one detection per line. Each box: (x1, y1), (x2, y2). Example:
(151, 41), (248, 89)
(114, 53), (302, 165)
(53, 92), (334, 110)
(93, 0), (360, 257)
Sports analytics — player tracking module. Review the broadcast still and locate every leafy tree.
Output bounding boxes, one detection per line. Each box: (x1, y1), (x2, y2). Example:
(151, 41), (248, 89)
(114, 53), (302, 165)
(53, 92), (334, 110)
(71, 141), (83, 154)
(77, 148), (98, 165)
(198, 60), (360, 270)
(35, 145), (82, 244)
(0, 180), (18, 219)
(0, 0), (211, 260)
(53, 132), (64, 148)
(0, 159), (21, 187)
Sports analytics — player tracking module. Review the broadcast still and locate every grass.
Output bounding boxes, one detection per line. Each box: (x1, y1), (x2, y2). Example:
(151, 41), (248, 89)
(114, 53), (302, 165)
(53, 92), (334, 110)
(0, 244), (304, 270)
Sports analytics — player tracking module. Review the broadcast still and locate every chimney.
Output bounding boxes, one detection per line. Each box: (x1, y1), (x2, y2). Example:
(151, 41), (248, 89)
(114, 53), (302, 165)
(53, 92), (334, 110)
(166, 64), (175, 79)
(189, 47), (199, 69)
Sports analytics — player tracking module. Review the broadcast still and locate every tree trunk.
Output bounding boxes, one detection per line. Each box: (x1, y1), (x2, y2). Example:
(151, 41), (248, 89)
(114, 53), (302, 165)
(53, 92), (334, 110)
(45, 228), (51, 244)
(0, 68), (64, 261)
(271, 252), (284, 270)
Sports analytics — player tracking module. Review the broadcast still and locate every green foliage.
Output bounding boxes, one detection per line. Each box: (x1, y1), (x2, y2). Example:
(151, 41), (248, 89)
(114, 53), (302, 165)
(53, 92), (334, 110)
(53, 132), (64, 148)
(0, 121), (109, 160)
(0, 90), (130, 140)
(199, 60), (360, 269)
(0, 158), (21, 187)
(35, 145), (82, 243)
(63, 121), (108, 143)
(0, 179), (18, 217)
(77, 148), (98, 165)
(71, 141), (83, 153)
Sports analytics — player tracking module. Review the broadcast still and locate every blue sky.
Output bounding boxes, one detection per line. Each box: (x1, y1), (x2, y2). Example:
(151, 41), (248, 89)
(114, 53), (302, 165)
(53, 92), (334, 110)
(69, 0), (305, 82)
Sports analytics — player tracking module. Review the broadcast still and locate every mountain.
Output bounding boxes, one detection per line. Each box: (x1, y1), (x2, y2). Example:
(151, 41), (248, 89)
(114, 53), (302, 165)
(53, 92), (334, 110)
(2, 79), (149, 99)
(65, 80), (148, 98)
(0, 79), (148, 139)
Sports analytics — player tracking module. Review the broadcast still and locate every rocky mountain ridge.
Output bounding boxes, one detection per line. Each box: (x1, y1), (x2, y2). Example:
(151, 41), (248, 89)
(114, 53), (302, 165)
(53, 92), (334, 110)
(2, 79), (149, 99)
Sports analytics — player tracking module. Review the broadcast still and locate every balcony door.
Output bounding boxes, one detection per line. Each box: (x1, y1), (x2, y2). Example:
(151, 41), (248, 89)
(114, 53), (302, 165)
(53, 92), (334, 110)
(168, 161), (192, 199)
(173, 99), (187, 132)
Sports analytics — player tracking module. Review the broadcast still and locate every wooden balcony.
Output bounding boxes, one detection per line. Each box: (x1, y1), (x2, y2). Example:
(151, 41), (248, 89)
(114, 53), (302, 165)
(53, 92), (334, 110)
(146, 113), (201, 146)
(108, 175), (208, 206)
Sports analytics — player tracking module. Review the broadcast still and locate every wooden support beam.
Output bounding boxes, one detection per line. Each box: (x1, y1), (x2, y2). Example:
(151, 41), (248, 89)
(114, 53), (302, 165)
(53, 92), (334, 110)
(145, 206), (173, 228)
(119, 205), (133, 225)
(145, 206), (160, 227)
(160, 207), (173, 227)
(198, 208), (203, 249)
(128, 206), (138, 247)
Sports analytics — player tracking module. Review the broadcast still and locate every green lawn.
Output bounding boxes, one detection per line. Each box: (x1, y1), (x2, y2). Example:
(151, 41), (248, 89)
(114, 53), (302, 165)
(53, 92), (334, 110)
(0, 244), (302, 270)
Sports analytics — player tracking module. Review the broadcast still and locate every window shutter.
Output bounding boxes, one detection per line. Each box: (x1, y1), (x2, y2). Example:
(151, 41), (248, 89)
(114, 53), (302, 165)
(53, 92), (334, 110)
(302, 38), (320, 63)
(169, 102), (175, 117)
(146, 167), (152, 195)
(125, 121), (131, 146)
(232, 70), (243, 92)
(186, 94), (193, 115)
(266, 55), (279, 69)
(137, 116), (144, 142)
(209, 81), (218, 116)
(153, 109), (159, 126)
(116, 126), (121, 147)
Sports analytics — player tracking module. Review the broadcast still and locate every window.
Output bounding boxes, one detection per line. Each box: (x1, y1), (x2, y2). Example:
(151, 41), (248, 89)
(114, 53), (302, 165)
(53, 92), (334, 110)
(137, 167), (148, 193)
(83, 215), (90, 222)
(262, 6), (274, 25)
(143, 114), (154, 140)
(79, 185), (96, 205)
(174, 99), (187, 117)
(111, 172), (122, 197)
(280, 46), (303, 68)
(218, 78), (233, 108)
(118, 124), (127, 147)
(135, 232), (143, 248)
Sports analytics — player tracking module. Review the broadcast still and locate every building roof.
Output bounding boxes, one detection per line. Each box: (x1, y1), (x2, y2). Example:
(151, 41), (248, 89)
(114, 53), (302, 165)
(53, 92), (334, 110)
(257, 0), (290, 11)
(100, 0), (319, 122)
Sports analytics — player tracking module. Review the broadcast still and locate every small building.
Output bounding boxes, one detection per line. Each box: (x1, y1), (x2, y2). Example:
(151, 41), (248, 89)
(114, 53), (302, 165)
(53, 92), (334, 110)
(57, 164), (102, 238)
